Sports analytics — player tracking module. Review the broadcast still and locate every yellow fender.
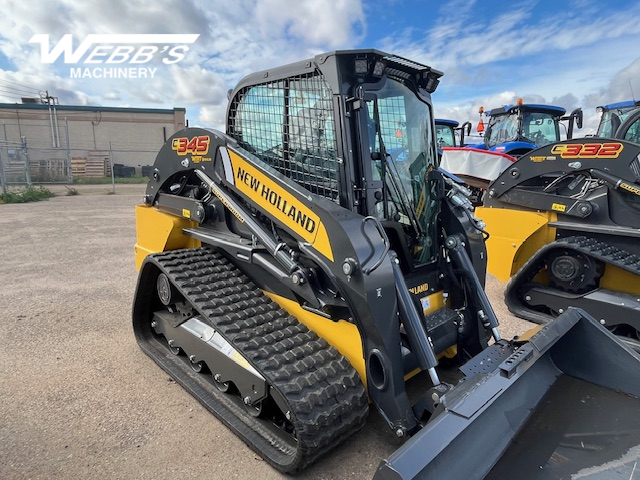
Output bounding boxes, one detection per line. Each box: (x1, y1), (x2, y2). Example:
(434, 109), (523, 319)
(475, 207), (557, 281)
(134, 205), (201, 271)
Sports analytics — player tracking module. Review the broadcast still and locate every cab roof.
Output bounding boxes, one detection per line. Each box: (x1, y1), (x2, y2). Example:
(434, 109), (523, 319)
(597, 100), (640, 111)
(435, 118), (459, 127)
(488, 104), (566, 117)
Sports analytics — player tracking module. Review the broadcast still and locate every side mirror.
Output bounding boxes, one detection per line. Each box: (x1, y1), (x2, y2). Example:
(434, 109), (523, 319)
(572, 108), (583, 129)
(458, 121), (472, 146)
(428, 169), (445, 200)
(565, 108), (583, 139)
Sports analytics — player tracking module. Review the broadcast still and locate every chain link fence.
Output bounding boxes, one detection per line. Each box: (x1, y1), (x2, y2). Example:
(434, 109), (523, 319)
(0, 121), (162, 193)
(0, 138), (71, 188)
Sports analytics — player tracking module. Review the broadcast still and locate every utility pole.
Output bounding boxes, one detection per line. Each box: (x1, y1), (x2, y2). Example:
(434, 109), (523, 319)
(42, 90), (61, 148)
(0, 149), (7, 194)
(109, 141), (115, 194)
(21, 136), (31, 186)
(65, 117), (72, 182)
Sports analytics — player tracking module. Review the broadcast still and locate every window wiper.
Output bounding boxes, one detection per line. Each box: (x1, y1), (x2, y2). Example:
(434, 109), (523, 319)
(384, 153), (424, 236)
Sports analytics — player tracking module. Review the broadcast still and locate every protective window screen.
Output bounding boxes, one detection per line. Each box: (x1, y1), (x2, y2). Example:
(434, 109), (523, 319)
(372, 97), (407, 154)
(228, 74), (339, 201)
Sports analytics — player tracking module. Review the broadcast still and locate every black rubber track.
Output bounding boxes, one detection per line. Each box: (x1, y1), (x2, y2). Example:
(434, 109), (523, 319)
(133, 247), (368, 473)
(506, 235), (640, 320)
(505, 235), (640, 352)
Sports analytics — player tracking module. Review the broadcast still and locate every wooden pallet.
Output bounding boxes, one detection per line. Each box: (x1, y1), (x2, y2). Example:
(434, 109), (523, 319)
(71, 157), (86, 176)
(71, 152), (112, 177)
(86, 151), (110, 177)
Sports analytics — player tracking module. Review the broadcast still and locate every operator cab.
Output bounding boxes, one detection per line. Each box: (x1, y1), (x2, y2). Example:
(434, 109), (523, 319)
(355, 74), (440, 270)
(227, 50), (446, 274)
(435, 119), (459, 148)
(596, 100), (640, 141)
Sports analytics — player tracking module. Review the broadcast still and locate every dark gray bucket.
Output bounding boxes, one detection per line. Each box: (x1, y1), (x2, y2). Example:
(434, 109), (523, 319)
(374, 308), (640, 480)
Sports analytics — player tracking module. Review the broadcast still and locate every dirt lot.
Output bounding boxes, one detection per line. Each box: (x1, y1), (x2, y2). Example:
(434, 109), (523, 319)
(0, 184), (534, 480)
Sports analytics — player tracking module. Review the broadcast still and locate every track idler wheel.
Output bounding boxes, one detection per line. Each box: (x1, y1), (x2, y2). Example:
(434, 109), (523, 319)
(547, 250), (604, 294)
(156, 273), (176, 305)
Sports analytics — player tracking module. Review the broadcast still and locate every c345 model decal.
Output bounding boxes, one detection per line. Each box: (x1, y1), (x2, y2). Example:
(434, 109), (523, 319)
(227, 150), (334, 262)
(172, 135), (212, 163)
(550, 142), (623, 159)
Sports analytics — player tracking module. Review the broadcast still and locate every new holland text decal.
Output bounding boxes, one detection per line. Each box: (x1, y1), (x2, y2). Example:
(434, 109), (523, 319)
(171, 135), (212, 163)
(408, 283), (429, 295)
(227, 150), (334, 262)
(550, 142), (623, 159)
(620, 182), (640, 197)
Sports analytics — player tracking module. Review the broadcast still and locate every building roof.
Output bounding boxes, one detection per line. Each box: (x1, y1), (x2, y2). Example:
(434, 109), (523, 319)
(0, 103), (185, 115)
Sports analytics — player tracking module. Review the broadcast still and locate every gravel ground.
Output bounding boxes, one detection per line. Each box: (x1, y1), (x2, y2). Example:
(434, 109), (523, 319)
(0, 184), (534, 480)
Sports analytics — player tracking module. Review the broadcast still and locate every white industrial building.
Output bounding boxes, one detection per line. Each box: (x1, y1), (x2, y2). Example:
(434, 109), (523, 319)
(0, 103), (186, 182)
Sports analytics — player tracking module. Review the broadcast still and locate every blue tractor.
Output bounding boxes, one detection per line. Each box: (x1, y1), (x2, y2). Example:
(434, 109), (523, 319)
(596, 100), (640, 142)
(468, 100), (583, 157)
(435, 118), (471, 148)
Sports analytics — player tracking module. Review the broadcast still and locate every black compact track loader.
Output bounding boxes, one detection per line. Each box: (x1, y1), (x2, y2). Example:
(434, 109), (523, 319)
(478, 138), (640, 352)
(132, 50), (640, 479)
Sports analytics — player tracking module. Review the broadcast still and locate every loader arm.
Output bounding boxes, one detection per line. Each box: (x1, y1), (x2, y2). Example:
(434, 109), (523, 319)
(486, 138), (640, 202)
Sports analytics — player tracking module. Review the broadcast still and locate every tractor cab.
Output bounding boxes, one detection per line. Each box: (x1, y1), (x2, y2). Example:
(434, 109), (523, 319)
(435, 118), (458, 148)
(596, 100), (640, 141)
(475, 101), (582, 157)
(435, 118), (471, 148)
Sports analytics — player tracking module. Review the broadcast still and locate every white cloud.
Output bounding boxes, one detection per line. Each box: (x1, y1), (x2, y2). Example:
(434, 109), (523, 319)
(584, 58), (640, 107)
(169, 65), (228, 106)
(385, 2), (640, 137)
(253, 0), (365, 47)
(447, 4), (638, 70)
(0, 0), (366, 125)
(102, 91), (121, 101)
(194, 105), (228, 131)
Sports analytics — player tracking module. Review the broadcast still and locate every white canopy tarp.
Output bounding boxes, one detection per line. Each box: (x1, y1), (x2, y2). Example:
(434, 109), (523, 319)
(440, 147), (515, 182)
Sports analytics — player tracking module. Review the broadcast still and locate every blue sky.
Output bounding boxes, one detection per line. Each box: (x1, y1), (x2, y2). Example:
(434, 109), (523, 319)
(0, 0), (639, 134)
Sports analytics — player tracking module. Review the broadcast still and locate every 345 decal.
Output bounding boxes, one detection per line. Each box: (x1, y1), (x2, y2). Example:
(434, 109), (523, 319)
(171, 135), (210, 156)
(550, 142), (623, 158)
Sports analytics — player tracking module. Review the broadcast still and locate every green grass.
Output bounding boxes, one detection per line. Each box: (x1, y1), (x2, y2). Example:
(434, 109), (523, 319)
(0, 186), (56, 204)
(72, 176), (149, 184)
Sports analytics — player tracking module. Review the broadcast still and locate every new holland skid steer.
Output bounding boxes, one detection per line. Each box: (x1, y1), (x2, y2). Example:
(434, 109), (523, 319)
(132, 50), (640, 479)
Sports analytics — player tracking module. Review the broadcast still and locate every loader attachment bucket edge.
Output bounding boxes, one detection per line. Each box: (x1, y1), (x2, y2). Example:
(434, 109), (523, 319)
(374, 308), (640, 480)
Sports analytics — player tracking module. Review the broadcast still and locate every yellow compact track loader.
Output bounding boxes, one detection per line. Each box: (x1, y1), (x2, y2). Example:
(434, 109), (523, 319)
(133, 50), (640, 479)
(477, 138), (640, 353)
